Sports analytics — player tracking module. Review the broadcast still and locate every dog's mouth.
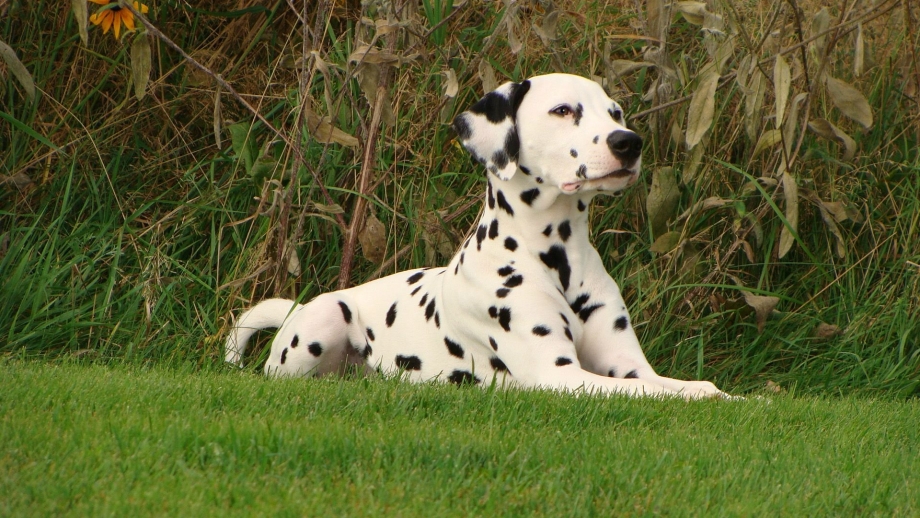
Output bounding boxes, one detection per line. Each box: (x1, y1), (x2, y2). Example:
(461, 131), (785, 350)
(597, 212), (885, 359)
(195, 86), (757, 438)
(561, 168), (637, 193)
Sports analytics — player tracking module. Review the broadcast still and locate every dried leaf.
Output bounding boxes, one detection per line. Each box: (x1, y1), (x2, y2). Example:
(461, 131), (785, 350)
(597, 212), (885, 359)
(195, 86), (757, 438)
(811, 7), (830, 56)
(854, 23), (865, 77)
(681, 141), (705, 184)
(610, 59), (655, 77)
(743, 60), (766, 140)
(359, 213), (387, 264)
(685, 69), (720, 149)
(71, 0), (88, 45)
(817, 202), (847, 257)
(0, 39), (36, 102)
(213, 88), (222, 150)
(820, 200), (862, 223)
(813, 322), (843, 339)
(478, 60), (498, 94)
(773, 54), (791, 129)
(647, 167), (681, 238)
(286, 247), (301, 276)
(533, 9), (559, 46)
(131, 33), (151, 101)
(751, 129), (783, 158)
(442, 68), (458, 99)
(825, 76), (873, 128)
(305, 109), (359, 147)
(807, 118), (856, 161)
(765, 380), (783, 393)
(649, 231), (682, 254)
(675, 1), (708, 25)
(313, 201), (345, 214)
(348, 45), (417, 66)
(645, 0), (669, 42)
(783, 92), (808, 156)
(778, 171), (799, 259)
(742, 290), (779, 333)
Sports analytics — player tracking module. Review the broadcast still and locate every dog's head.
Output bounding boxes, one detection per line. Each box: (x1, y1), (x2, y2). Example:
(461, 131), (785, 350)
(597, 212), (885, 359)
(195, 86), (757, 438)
(453, 73), (642, 194)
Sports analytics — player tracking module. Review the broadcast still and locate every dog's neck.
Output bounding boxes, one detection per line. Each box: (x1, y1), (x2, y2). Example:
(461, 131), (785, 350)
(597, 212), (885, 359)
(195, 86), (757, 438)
(479, 170), (596, 258)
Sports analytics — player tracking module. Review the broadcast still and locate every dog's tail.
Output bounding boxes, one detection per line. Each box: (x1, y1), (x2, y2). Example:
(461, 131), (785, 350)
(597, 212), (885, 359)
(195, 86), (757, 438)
(225, 298), (300, 366)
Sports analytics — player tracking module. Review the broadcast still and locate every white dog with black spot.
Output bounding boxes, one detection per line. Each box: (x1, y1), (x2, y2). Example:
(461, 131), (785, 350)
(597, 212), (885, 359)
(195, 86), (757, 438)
(225, 73), (727, 399)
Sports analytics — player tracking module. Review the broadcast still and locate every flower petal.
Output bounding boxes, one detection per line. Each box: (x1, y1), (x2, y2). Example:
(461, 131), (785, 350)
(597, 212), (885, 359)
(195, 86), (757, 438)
(113, 12), (122, 39)
(137, 2), (149, 14)
(122, 11), (135, 31)
(89, 12), (102, 25)
(100, 10), (113, 34)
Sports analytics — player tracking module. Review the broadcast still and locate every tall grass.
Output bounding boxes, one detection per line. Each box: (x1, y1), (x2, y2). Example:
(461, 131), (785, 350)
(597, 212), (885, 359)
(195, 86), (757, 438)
(1, 0), (917, 395)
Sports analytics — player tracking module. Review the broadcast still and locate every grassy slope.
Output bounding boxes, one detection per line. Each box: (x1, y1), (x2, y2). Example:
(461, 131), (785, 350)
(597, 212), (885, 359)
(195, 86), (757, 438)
(2, 361), (919, 516)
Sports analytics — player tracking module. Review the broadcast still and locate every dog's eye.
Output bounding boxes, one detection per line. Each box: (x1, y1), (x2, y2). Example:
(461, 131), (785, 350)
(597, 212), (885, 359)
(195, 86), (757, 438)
(550, 105), (572, 117)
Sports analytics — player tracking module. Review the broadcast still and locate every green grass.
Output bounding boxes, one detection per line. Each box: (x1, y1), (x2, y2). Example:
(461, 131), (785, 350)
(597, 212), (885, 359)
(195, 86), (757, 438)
(2, 361), (918, 516)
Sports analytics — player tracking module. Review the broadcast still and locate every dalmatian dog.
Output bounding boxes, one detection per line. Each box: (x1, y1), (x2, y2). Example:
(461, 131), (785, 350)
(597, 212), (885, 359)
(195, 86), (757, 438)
(225, 73), (727, 399)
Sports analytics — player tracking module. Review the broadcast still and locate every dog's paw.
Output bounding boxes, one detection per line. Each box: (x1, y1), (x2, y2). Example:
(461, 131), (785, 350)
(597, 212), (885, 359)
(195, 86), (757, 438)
(677, 380), (734, 400)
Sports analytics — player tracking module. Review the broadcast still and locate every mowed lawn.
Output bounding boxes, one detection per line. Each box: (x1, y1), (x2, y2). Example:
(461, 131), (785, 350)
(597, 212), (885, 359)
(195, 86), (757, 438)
(1, 361), (917, 516)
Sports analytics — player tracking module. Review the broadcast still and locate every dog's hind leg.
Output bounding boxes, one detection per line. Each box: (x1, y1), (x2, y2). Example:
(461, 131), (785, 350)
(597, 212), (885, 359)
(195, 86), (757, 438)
(262, 293), (366, 378)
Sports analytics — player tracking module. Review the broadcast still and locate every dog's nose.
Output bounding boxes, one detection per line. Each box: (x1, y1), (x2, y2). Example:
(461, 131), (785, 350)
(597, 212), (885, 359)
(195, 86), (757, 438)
(606, 131), (642, 164)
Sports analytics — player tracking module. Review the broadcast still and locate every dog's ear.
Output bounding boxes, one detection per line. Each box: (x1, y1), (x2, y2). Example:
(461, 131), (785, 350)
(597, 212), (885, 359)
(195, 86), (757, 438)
(453, 80), (531, 181)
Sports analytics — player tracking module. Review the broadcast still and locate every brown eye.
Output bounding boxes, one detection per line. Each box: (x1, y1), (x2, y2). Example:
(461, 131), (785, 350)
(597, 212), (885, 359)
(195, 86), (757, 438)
(551, 105), (572, 116)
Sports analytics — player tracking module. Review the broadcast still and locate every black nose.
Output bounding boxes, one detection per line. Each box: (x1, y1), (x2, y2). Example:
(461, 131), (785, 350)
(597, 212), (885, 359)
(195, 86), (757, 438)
(606, 131), (643, 164)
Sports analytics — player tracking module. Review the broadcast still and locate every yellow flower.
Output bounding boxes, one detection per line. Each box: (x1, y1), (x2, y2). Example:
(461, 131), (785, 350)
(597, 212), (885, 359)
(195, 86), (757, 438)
(89, 1), (149, 40)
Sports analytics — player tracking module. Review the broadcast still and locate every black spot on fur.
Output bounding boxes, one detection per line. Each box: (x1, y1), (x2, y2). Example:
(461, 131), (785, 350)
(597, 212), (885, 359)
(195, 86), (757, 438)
(488, 306), (512, 331)
(338, 301), (352, 323)
(570, 149), (578, 158)
(396, 355), (422, 371)
(576, 164), (587, 179)
(579, 304), (603, 322)
(291, 335), (299, 348)
(504, 237), (518, 251)
(540, 245), (572, 291)
(453, 115), (472, 139)
(476, 224), (487, 250)
(570, 294), (590, 313)
(489, 337), (498, 350)
(577, 199), (587, 212)
(460, 252), (465, 264)
(487, 181), (495, 209)
(490, 357), (509, 373)
(366, 328), (375, 341)
(447, 370), (480, 385)
(492, 150), (510, 170)
(496, 288), (510, 298)
(425, 299), (436, 321)
(308, 342), (323, 357)
(555, 357), (573, 366)
(496, 190), (514, 216)
(520, 166), (531, 175)
(419, 293), (428, 307)
(615, 316), (629, 331)
(608, 368), (616, 378)
(520, 188), (540, 206)
(532, 325), (551, 336)
(503, 275), (523, 288)
(497, 265), (515, 277)
(573, 103), (584, 126)
(564, 327), (573, 341)
(559, 313), (569, 325)
(280, 348), (288, 364)
(536, 177), (544, 184)
(558, 221), (571, 242)
(411, 286), (422, 296)
(435, 312), (440, 328)
(444, 337), (465, 358)
(454, 263), (460, 275)
(624, 369), (639, 379)
(363, 344), (373, 358)
(489, 219), (499, 239)
(386, 302), (397, 327)
(542, 224), (553, 237)
(407, 271), (424, 285)
(593, 135), (600, 144)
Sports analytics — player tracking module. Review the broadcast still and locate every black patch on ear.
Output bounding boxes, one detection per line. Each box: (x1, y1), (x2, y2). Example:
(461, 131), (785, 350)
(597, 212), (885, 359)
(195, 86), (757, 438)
(576, 164), (587, 179)
(396, 355), (422, 370)
(496, 288), (510, 298)
(444, 337), (465, 358)
(490, 357), (509, 373)
(469, 91), (514, 123)
(366, 328), (375, 341)
(492, 150), (510, 169)
(497, 265), (515, 276)
(425, 300), (436, 321)
(555, 357), (573, 366)
(489, 337), (498, 350)
(520, 188), (540, 206)
(386, 302), (397, 327)
(447, 370), (480, 385)
(532, 325), (551, 336)
(615, 316), (629, 330)
(503, 275), (523, 288)
(504, 237), (518, 251)
(542, 224), (552, 237)
(504, 128), (520, 163)
(476, 224), (487, 250)
(407, 271), (424, 284)
(624, 369), (639, 379)
(509, 80), (531, 114)
(291, 335), (299, 348)
(558, 221), (571, 242)
(308, 342), (323, 357)
(452, 114), (472, 139)
(338, 301), (352, 324)
(280, 348), (288, 364)
(496, 190), (514, 215)
(577, 199), (587, 212)
(540, 245), (572, 291)
(487, 181), (495, 209)
(573, 103), (584, 126)
(489, 219), (499, 239)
